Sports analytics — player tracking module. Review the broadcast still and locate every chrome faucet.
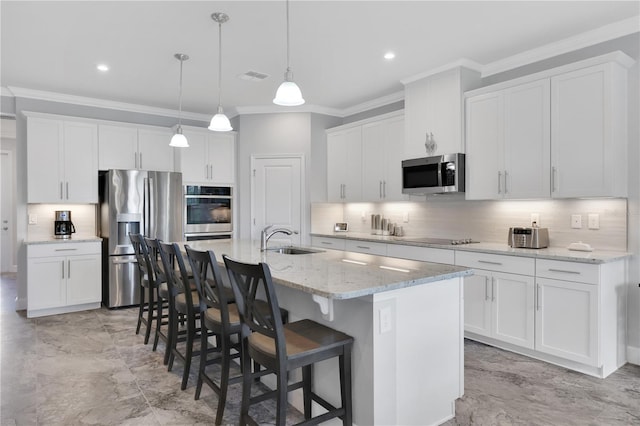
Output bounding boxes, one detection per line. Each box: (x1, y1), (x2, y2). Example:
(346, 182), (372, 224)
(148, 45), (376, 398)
(260, 225), (298, 251)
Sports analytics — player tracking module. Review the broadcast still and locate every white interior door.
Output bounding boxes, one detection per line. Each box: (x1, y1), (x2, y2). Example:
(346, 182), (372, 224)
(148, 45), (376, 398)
(1, 150), (15, 272)
(251, 156), (303, 246)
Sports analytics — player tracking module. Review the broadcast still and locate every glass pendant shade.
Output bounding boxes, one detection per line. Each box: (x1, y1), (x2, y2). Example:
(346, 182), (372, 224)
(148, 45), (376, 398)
(273, 71), (305, 106)
(209, 106), (232, 132)
(170, 127), (189, 148)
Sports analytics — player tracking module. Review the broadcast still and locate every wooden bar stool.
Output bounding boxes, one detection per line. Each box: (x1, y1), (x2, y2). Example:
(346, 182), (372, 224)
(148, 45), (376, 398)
(129, 233), (156, 344)
(223, 255), (354, 426)
(144, 237), (172, 365)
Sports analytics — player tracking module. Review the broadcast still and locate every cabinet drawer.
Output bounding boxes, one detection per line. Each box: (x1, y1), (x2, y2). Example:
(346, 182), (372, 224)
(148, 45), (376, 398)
(455, 251), (535, 276)
(27, 242), (101, 258)
(310, 236), (345, 251)
(345, 240), (387, 256)
(386, 244), (454, 264)
(536, 259), (599, 285)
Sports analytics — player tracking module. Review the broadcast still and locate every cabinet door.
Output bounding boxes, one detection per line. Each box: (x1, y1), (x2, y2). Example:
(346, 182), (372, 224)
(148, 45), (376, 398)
(344, 240), (386, 256)
(535, 277), (599, 366)
(63, 121), (98, 203)
(179, 130), (208, 183)
(98, 124), (138, 170)
(463, 272), (492, 337)
(492, 272), (535, 349)
(551, 64), (611, 198)
(382, 116), (405, 201)
(362, 122), (385, 201)
(27, 117), (63, 203)
(137, 128), (174, 172)
(343, 127), (363, 202)
(465, 92), (503, 200)
(503, 80), (551, 199)
(208, 132), (235, 184)
(27, 256), (66, 310)
(66, 255), (102, 305)
(327, 131), (347, 202)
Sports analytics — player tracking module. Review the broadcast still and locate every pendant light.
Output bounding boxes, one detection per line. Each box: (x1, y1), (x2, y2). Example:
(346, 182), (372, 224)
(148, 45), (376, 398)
(170, 53), (190, 147)
(273, 0), (305, 106)
(209, 12), (233, 132)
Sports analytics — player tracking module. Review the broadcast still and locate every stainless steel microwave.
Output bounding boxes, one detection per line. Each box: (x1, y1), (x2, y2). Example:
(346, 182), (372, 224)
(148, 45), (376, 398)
(401, 153), (465, 195)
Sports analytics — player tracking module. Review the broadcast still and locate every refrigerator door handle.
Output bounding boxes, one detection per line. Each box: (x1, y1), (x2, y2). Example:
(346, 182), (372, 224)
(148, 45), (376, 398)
(143, 177), (149, 237)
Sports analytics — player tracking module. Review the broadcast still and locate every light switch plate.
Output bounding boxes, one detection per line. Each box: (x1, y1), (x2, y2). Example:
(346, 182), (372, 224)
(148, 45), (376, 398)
(588, 213), (600, 230)
(28, 214), (37, 225)
(571, 214), (582, 229)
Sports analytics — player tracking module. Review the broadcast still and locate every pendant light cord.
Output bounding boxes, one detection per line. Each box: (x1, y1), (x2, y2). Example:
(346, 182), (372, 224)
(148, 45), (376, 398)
(178, 57), (183, 126)
(286, 0), (290, 72)
(218, 21), (223, 108)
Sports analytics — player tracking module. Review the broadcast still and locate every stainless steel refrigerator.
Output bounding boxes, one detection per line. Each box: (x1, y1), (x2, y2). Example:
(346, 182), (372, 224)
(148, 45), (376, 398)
(99, 169), (183, 308)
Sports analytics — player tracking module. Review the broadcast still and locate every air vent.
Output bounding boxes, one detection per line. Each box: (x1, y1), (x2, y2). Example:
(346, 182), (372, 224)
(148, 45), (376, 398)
(237, 70), (269, 81)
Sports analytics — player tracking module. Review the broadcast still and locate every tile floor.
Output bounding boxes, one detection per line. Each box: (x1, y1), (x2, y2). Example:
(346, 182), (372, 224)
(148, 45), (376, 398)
(1, 272), (639, 425)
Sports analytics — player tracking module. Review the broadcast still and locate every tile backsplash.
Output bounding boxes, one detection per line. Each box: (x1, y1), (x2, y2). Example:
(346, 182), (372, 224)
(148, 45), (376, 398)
(27, 204), (97, 240)
(311, 197), (628, 252)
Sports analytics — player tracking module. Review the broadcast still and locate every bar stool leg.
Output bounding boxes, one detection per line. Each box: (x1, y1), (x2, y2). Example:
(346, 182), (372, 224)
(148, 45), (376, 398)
(143, 285), (155, 344)
(340, 345), (353, 426)
(302, 365), (312, 419)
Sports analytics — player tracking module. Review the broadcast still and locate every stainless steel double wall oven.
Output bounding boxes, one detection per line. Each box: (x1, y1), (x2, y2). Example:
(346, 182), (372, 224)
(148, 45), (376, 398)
(184, 185), (233, 241)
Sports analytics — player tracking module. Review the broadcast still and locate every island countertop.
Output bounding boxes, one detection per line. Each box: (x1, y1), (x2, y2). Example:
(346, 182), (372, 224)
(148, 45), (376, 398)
(181, 239), (473, 300)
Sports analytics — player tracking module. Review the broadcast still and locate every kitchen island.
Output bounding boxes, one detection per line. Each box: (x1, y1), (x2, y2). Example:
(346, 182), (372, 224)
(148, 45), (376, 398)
(182, 239), (473, 426)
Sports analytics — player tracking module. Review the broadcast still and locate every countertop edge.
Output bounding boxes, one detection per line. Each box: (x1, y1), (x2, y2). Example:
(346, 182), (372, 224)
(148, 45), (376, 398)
(310, 233), (631, 264)
(24, 237), (103, 245)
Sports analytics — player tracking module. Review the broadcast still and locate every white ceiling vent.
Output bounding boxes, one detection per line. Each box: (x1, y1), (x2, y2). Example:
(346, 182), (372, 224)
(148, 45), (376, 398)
(237, 70), (270, 81)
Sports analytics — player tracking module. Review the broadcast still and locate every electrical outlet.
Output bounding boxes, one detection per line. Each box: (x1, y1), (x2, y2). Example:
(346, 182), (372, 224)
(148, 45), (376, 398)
(379, 306), (392, 334)
(530, 213), (540, 226)
(403, 211), (409, 223)
(588, 213), (600, 230)
(28, 214), (37, 225)
(571, 214), (582, 229)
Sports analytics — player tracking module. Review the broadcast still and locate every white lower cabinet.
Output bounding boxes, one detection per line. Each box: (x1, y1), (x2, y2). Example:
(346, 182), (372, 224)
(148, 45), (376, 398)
(535, 277), (598, 366)
(310, 236), (346, 251)
(27, 242), (102, 318)
(386, 244), (454, 264)
(345, 240), (387, 256)
(457, 252), (535, 349)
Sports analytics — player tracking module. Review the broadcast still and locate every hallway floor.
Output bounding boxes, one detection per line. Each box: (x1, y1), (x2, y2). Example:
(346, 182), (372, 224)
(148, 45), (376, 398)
(1, 273), (639, 425)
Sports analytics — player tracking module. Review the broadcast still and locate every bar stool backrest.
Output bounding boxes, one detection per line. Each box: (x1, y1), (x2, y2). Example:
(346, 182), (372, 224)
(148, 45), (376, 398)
(158, 241), (193, 303)
(223, 255), (286, 352)
(185, 246), (231, 319)
(143, 237), (165, 286)
(130, 233), (152, 282)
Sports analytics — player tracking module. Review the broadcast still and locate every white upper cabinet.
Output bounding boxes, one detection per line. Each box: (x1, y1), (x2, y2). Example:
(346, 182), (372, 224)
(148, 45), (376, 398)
(466, 79), (551, 200)
(327, 126), (362, 202)
(178, 127), (236, 184)
(98, 123), (174, 172)
(465, 52), (632, 200)
(551, 62), (628, 198)
(404, 66), (480, 159)
(26, 114), (98, 203)
(362, 115), (405, 201)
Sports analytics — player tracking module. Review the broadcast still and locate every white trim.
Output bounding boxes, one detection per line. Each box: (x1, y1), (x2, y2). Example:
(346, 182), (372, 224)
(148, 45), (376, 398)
(465, 51), (635, 98)
(7, 86), (215, 122)
(325, 109), (404, 133)
(1, 87), (14, 98)
(628, 345), (640, 366)
(482, 16), (640, 77)
(401, 58), (484, 85)
(339, 91), (405, 118)
(235, 103), (343, 117)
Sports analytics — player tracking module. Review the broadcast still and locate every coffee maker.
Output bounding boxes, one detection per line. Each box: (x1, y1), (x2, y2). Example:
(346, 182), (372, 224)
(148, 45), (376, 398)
(54, 210), (76, 239)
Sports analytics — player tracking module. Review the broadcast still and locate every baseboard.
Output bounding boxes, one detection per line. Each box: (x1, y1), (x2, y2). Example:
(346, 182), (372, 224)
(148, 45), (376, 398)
(627, 345), (640, 366)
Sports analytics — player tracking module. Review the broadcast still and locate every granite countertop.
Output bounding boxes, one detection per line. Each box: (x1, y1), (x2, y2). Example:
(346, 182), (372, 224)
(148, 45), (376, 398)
(181, 239), (472, 300)
(25, 236), (103, 245)
(311, 232), (631, 264)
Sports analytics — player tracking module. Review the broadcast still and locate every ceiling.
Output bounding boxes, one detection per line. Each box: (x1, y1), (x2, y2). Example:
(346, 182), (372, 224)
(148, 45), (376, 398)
(1, 1), (638, 118)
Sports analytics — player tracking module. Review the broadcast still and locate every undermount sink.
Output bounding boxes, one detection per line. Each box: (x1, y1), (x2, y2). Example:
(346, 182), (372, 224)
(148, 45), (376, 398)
(266, 246), (324, 255)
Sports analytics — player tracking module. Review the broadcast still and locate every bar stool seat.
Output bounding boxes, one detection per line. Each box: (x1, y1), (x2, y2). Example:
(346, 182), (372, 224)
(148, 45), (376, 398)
(223, 255), (354, 426)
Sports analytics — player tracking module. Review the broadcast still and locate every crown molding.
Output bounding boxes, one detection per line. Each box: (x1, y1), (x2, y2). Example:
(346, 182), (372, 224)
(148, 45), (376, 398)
(6, 86), (216, 122)
(1, 87), (14, 97)
(482, 16), (640, 77)
(401, 58), (484, 85)
(234, 103), (343, 117)
(339, 90), (404, 118)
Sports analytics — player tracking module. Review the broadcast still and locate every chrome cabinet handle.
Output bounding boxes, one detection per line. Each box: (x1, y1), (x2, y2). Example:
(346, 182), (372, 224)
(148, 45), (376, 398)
(55, 248), (77, 252)
(66, 182), (69, 199)
(139, 153), (142, 169)
(552, 167), (557, 192)
(383, 181), (386, 198)
(61, 260), (65, 279)
(67, 260), (71, 278)
(484, 276), (490, 301)
(379, 181), (382, 199)
(320, 242), (332, 245)
(497, 171), (502, 194)
(356, 245), (370, 249)
(491, 277), (496, 301)
(60, 182), (64, 200)
(548, 268), (581, 275)
(504, 171), (508, 194)
(478, 260), (503, 266)
(536, 283), (542, 311)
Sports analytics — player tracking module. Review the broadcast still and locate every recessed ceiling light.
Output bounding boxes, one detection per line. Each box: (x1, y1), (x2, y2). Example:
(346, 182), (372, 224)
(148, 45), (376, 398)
(96, 64), (109, 72)
(384, 52), (395, 60)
